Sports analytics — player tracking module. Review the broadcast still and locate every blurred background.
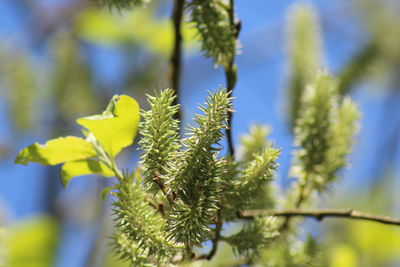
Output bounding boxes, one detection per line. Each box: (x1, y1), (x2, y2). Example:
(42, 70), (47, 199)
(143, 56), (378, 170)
(0, 0), (400, 266)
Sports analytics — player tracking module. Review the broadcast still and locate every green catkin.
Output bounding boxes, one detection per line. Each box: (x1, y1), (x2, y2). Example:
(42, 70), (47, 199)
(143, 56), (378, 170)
(166, 88), (232, 247)
(286, 3), (323, 130)
(187, 0), (236, 68)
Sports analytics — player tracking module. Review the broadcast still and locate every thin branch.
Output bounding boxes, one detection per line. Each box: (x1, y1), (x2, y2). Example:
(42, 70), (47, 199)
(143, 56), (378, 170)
(239, 209), (400, 226)
(196, 2), (240, 260)
(337, 41), (379, 96)
(196, 206), (223, 260)
(280, 173), (312, 231)
(224, 0), (239, 157)
(151, 174), (175, 207)
(169, 0), (186, 124)
(292, 175), (313, 215)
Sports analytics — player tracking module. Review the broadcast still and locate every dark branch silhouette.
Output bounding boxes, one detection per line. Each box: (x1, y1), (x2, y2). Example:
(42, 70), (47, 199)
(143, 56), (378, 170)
(239, 209), (400, 226)
(169, 0), (185, 124)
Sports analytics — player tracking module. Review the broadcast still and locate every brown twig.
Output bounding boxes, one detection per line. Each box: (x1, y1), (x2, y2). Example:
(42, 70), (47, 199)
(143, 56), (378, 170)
(196, 207), (223, 260)
(195, 1), (240, 260)
(224, 0), (239, 157)
(280, 174), (311, 231)
(169, 0), (185, 124)
(152, 174), (175, 207)
(239, 209), (400, 226)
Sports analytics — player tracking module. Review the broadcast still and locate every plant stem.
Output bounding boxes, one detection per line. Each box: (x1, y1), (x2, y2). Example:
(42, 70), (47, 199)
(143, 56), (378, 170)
(169, 0), (185, 124)
(239, 209), (400, 226)
(195, 2), (240, 260)
(337, 41), (379, 96)
(280, 173), (311, 230)
(110, 158), (124, 180)
(224, 0), (238, 157)
(196, 207), (223, 260)
(294, 176), (311, 208)
(151, 175), (175, 207)
(225, 69), (235, 157)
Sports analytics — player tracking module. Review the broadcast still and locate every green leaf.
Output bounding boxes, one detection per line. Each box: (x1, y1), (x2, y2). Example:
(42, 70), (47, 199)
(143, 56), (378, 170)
(77, 95), (140, 158)
(74, 8), (198, 55)
(6, 216), (58, 267)
(74, 9), (130, 45)
(101, 186), (116, 200)
(15, 136), (97, 165)
(60, 159), (115, 188)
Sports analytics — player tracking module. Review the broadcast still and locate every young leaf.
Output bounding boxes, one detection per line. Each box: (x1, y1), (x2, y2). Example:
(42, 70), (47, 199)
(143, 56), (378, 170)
(77, 95), (140, 158)
(15, 136), (97, 165)
(15, 94), (141, 187)
(101, 186), (116, 200)
(61, 159), (114, 187)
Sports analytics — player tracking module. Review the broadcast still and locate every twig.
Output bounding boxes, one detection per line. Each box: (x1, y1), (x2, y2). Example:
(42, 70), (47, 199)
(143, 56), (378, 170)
(152, 174), (175, 207)
(280, 174), (311, 231)
(337, 41), (379, 96)
(145, 195), (159, 210)
(169, 0), (185, 124)
(224, 0), (239, 157)
(294, 179), (310, 209)
(196, 207), (223, 260)
(195, 2), (240, 260)
(239, 209), (400, 226)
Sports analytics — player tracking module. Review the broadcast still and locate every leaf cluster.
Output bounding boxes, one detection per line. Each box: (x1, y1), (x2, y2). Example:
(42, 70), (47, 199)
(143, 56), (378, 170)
(15, 95), (140, 187)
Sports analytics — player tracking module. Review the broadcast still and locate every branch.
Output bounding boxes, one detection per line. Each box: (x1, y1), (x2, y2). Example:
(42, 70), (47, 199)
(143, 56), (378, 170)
(280, 175), (310, 231)
(337, 41), (379, 96)
(169, 0), (185, 124)
(224, 0), (240, 156)
(196, 206), (223, 260)
(151, 174), (175, 207)
(238, 209), (400, 226)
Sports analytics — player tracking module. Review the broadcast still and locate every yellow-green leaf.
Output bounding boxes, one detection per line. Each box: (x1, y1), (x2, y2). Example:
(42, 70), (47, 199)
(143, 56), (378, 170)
(61, 159), (114, 187)
(74, 9), (130, 45)
(329, 243), (358, 267)
(15, 136), (97, 165)
(76, 95), (140, 158)
(6, 216), (58, 267)
(74, 8), (198, 55)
